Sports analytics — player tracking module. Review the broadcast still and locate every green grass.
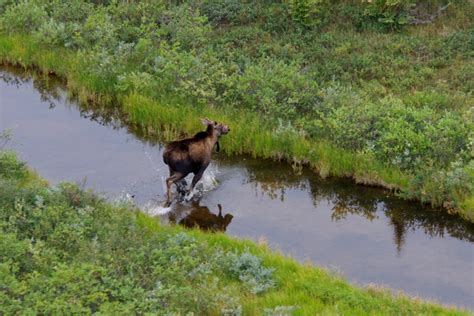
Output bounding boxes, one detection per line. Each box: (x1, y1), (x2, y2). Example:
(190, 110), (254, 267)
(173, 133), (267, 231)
(0, 150), (468, 315)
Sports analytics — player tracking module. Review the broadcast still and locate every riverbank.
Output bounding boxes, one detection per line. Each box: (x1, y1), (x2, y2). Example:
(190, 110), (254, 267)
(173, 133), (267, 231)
(0, 150), (469, 315)
(0, 33), (472, 221)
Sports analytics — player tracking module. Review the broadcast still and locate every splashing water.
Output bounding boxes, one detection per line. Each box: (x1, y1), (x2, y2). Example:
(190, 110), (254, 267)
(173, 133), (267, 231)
(111, 191), (135, 205)
(197, 163), (220, 192)
(147, 204), (173, 216)
(184, 163), (220, 200)
(145, 164), (221, 214)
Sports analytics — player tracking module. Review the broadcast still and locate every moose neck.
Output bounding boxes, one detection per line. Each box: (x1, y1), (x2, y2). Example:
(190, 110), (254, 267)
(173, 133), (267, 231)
(206, 125), (219, 147)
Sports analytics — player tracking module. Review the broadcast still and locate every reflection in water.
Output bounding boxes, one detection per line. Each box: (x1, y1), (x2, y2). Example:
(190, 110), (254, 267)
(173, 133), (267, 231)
(223, 156), (474, 253)
(168, 202), (233, 232)
(0, 66), (62, 109)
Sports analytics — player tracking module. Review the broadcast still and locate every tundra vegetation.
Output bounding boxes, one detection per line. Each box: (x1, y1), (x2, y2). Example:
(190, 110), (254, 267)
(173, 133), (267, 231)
(0, 0), (472, 219)
(0, 150), (469, 314)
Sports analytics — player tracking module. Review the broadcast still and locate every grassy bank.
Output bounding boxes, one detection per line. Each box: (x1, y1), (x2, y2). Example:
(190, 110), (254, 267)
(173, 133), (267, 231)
(0, 0), (472, 219)
(0, 150), (468, 315)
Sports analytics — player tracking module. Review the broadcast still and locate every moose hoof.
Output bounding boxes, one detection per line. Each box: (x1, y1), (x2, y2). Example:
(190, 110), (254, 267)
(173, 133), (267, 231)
(185, 191), (194, 202)
(176, 180), (188, 195)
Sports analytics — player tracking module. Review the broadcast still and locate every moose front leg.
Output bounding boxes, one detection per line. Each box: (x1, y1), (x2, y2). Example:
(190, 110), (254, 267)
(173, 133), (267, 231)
(176, 178), (188, 195)
(185, 168), (206, 201)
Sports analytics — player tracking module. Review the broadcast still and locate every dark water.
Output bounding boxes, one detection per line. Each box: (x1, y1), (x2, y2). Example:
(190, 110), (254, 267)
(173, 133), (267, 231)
(1, 66), (473, 310)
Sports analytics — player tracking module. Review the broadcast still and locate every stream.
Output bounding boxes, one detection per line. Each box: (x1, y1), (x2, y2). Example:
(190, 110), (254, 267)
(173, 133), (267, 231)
(1, 65), (473, 310)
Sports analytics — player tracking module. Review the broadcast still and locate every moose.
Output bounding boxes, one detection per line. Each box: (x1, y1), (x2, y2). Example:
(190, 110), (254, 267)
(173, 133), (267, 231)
(162, 118), (230, 206)
(168, 202), (234, 232)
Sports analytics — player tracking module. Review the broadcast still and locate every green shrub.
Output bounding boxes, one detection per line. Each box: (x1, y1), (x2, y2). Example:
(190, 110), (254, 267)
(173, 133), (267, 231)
(34, 19), (68, 47)
(224, 59), (320, 120)
(162, 4), (211, 50)
(46, 0), (92, 23)
(201, 0), (246, 25)
(0, 1), (47, 33)
(81, 8), (117, 49)
(224, 251), (275, 294)
(287, 0), (324, 28)
(361, 0), (414, 31)
(0, 151), (28, 181)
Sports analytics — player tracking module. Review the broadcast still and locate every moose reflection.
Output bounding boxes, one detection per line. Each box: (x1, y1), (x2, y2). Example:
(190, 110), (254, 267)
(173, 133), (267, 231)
(167, 202), (233, 232)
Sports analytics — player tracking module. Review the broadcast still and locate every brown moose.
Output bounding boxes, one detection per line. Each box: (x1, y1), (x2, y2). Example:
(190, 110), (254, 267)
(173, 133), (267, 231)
(169, 203), (234, 232)
(162, 118), (230, 206)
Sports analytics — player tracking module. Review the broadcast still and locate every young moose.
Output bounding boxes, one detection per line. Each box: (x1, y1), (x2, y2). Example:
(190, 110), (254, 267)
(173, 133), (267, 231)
(163, 118), (230, 206)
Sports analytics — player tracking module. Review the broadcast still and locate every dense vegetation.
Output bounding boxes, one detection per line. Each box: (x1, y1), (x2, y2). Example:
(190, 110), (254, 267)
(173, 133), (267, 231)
(0, 0), (472, 218)
(1, 149), (469, 315)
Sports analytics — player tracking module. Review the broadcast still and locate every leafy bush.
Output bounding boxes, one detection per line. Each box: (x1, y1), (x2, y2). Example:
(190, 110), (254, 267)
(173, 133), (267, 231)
(224, 59), (320, 120)
(0, 1), (47, 33)
(360, 0), (415, 31)
(162, 4), (211, 50)
(287, 0), (324, 28)
(34, 19), (68, 47)
(201, 0), (246, 25)
(0, 151), (28, 181)
(224, 252), (275, 294)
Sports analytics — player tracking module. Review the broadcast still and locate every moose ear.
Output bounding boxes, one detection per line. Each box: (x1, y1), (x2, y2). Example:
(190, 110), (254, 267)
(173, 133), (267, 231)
(201, 118), (212, 126)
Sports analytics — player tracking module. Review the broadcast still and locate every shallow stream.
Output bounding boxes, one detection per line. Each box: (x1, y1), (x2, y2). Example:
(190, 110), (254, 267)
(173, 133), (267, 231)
(1, 65), (473, 309)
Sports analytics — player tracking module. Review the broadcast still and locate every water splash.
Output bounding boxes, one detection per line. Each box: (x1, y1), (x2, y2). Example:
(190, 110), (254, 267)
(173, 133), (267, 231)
(147, 205), (173, 216)
(197, 163), (220, 192)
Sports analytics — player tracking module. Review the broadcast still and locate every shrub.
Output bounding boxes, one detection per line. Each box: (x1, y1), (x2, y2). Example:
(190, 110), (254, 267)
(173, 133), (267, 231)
(162, 4), (211, 50)
(34, 19), (67, 47)
(223, 251), (275, 294)
(224, 59), (320, 120)
(200, 0), (246, 25)
(287, 0), (324, 29)
(359, 0), (415, 31)
(80, 8), (117, 49)
(0, 1), (47, 33)
(0, 151), (28, 181)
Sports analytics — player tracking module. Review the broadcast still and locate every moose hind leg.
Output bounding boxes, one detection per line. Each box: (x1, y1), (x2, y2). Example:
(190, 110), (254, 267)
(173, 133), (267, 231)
(165, 172), (185, 207)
